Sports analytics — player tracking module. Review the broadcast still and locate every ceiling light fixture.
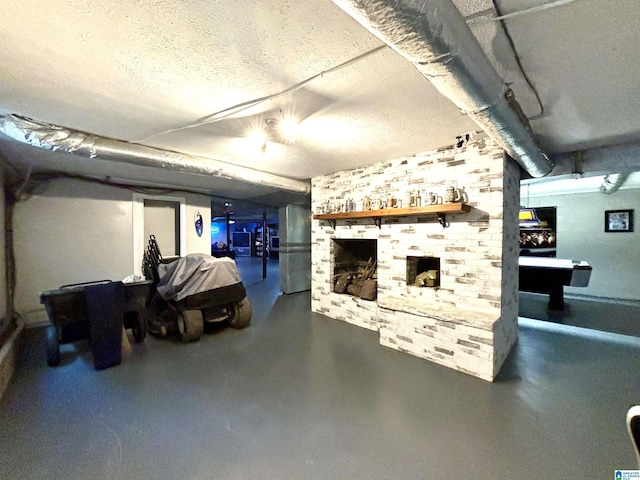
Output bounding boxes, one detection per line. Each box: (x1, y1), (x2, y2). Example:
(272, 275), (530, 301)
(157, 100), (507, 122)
(279, 117), (299, 143)
(138, 45), (386, 143)
(265, 115), (299, 143)
(247, 128), (267, 153)
(264, 117), (279, 138)
(247, 115), (300, 153)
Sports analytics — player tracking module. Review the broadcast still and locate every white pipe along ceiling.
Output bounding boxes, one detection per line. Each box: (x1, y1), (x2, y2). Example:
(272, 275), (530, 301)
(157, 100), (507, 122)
(551, 142), (640, 177)
(331, 0), (554, 178)
(600, 173), (629, 195)
(0, 115), (311, 194)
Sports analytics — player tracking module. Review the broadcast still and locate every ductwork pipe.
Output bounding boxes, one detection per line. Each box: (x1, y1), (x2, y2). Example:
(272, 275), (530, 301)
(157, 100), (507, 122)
(0, 115), (311, 194)
(332, 0), (553, 178)
(552, 141), (640, 177)
(600, 173), (629, 195)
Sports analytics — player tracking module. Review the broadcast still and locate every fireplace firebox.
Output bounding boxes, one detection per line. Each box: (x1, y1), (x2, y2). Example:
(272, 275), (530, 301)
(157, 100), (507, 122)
(406, 256), (440, 287)
(332, 239), (377, 300)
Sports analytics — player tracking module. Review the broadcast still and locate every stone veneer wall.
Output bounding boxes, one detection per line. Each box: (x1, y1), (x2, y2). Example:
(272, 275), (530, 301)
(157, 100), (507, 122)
(493, 156), (521, 378)
(311, 138), (520, 381)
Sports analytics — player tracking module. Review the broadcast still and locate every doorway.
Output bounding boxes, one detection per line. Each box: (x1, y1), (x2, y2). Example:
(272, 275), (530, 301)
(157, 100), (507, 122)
(132, 194), (186, 276)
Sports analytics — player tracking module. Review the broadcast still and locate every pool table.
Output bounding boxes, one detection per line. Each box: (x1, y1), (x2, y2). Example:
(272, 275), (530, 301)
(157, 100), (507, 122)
(518, 257), (592, 313)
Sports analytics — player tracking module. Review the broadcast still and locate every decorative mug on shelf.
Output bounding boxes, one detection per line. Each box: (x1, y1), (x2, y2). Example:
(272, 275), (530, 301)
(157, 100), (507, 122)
(444, 186), (462, 203)
(425, 191), (437, 205)
(344, 198), (354, 212)
(403, 190), (412, 208)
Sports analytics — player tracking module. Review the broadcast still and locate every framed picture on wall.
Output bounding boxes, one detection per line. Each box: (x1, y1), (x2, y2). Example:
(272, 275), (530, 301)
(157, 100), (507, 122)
(604, 209), (634, 232)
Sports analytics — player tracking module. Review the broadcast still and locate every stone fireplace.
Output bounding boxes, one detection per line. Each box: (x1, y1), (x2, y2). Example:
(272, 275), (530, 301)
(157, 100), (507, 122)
(311, 138), (520, 382)
(332, 239), (377, 300)
(333, 239), (377, 276)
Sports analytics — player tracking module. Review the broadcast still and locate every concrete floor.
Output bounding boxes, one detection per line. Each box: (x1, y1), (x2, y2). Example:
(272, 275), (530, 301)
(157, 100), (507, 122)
(1, 256), (639, 479)
(519, 291), (640, 337)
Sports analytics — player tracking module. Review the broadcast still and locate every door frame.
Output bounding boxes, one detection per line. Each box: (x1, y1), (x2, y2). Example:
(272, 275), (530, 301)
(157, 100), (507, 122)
(133, 193), (187, 276)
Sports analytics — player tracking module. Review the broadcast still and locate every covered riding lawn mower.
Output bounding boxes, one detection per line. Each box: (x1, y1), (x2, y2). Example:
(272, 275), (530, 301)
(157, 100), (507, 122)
(143, 236), (252, 342)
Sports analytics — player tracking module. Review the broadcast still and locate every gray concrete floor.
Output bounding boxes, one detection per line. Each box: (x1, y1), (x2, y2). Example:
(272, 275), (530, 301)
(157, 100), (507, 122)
(1, 257), (639, 479)
(519, 291), (640, 337)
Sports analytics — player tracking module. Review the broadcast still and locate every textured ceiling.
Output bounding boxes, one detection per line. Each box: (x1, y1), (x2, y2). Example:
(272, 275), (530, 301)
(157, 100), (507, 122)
(1, 0), (639, 204)
(509, 0), (640, 152)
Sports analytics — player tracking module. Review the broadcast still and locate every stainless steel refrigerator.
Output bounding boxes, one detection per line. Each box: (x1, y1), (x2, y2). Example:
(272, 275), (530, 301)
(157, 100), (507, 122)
(279, 204), (311, 294)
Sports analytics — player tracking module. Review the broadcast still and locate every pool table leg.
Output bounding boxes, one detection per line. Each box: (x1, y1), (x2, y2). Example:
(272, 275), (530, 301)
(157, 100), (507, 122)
(547, 283), (567, 315)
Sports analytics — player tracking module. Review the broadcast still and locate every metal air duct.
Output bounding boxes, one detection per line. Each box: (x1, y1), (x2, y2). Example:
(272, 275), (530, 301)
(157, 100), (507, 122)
(0, 115), (311, 194)
(331, 0), (553, 178)
(551, 141), (640, 177)
(600, 173), (628, 195)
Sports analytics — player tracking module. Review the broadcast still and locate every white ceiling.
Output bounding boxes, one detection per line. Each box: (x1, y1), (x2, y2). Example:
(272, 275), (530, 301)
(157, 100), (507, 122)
(1, 0), (639, 210)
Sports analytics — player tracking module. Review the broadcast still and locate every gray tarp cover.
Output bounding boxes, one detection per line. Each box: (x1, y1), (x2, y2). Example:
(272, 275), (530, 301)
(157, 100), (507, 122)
(156, 254), (241, 302)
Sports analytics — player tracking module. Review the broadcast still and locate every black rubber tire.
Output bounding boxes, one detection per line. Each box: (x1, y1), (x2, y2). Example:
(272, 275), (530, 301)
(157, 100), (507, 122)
(131, 311), (147, 343)
(147, 291), (168, 319)
(177, 310), (204, 342)
(228, 297), (252, 329)
(46, 326), (61, 367)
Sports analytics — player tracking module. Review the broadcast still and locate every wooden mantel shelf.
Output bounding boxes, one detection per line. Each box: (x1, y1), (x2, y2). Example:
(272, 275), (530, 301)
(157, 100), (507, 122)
(313, 202), (470, 228)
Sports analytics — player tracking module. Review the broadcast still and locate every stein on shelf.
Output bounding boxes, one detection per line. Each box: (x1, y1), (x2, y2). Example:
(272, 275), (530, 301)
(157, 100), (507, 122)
(388, 195), (401, 208)
(344, 198), (355, 212)
(444, 186), (462, 203)
(403, 190), (413, 208)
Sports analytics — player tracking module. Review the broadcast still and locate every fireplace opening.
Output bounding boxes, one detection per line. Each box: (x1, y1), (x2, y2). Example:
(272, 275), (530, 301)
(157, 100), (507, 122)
(407, 256), (440, 288)
(332, 239), (377, 300)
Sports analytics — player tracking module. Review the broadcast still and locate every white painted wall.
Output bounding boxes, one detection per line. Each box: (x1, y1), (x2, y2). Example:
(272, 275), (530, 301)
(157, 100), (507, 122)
(14, 178), (210, 325)
(522, 187), (640, 301)
(143, 199), (180, 255)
